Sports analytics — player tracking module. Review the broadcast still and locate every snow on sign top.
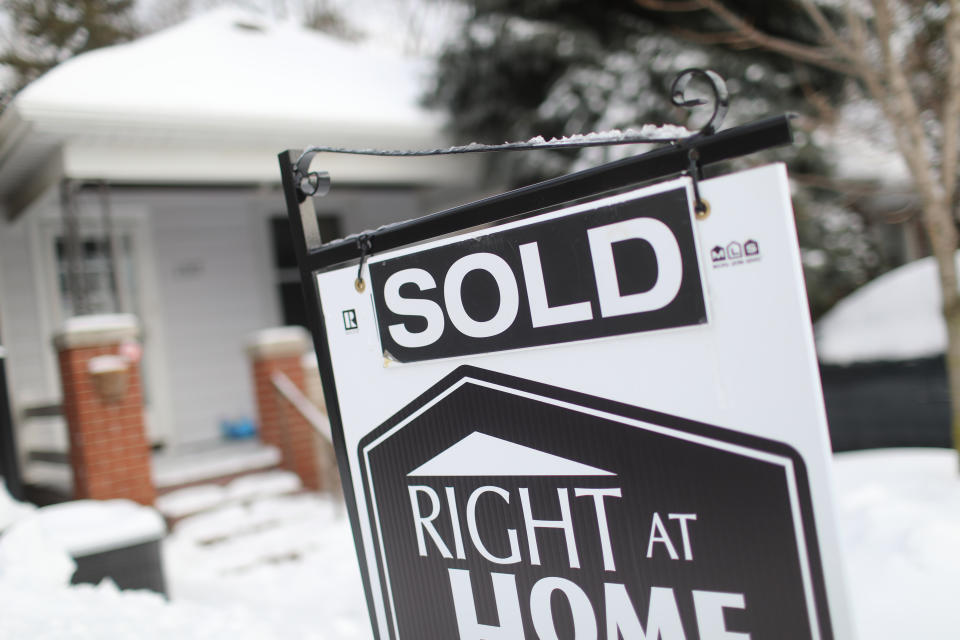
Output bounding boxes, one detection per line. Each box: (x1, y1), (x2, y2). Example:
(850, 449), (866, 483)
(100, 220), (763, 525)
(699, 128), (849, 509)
(815, 253), (957, 364)
(407, 432), (616, 477)
(15, 7), (439, 135)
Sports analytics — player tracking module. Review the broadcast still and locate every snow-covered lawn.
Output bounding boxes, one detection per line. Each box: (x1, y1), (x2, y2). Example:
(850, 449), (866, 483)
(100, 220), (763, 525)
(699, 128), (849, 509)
(832, 448), (960, 639)
(163, 491), (369, 640)
(2, 449), (959, 639)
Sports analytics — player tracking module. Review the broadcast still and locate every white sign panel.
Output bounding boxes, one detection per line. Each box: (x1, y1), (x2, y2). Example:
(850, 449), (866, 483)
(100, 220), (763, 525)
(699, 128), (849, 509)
(313, 164), (851, 639)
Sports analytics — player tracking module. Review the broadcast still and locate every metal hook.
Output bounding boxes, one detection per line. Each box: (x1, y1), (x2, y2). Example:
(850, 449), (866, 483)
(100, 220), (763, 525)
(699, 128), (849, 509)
(355, 234), (373, 292)
(671, 69), (729, 136)
(687, 149), (710, 219)
(293, 150), (331, 201)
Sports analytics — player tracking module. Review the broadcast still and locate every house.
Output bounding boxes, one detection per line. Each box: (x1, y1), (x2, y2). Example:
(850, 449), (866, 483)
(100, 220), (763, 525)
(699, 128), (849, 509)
(815, 255), (953, 450)
(0, 8), (481, 489)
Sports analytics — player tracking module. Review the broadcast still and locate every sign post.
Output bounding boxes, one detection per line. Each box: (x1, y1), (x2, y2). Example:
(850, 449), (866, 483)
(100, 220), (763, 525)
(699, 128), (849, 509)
(279, 116), (852, 639)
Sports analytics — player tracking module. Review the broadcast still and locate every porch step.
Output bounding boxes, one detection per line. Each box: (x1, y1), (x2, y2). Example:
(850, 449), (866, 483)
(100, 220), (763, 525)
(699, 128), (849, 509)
(21, 441), (286, 507)
(152, 441), (282, 493)
(154, 469), (303, 525)
(21, 460), (74, 506)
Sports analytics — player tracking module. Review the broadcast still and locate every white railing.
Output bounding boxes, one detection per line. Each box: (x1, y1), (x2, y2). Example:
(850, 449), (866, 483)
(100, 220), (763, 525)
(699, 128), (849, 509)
(270, 371), (332, 443)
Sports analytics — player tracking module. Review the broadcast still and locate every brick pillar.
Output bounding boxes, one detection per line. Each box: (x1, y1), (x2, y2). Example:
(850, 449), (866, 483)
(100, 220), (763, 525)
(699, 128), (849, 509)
(248, 327), (323, 491)
(54, 315), (155, 505)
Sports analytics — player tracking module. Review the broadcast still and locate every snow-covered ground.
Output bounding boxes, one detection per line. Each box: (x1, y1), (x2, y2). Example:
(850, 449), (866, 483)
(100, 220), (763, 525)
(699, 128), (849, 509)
(1, 450), (959, 639)
(833, 448), (960, 639)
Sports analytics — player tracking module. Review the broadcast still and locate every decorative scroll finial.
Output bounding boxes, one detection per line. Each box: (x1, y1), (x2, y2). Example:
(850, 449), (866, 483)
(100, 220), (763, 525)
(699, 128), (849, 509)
(670, 68), (729, 136)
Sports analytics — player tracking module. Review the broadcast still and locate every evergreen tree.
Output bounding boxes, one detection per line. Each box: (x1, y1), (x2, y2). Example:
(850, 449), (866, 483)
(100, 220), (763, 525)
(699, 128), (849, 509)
(426, 0), (895, 319)
(0, 0), (139, 94)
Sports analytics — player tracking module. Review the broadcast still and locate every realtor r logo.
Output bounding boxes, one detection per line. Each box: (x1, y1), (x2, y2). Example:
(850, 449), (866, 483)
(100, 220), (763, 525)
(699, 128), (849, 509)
(343, 309), (359, 332)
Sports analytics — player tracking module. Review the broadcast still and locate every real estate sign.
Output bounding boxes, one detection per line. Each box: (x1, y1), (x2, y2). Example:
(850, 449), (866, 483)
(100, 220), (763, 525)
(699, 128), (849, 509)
(307, 164), (850, 639)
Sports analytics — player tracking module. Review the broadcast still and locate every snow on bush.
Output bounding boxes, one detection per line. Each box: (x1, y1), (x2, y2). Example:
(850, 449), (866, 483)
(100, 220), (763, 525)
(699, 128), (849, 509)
(815, 254), (957, 363)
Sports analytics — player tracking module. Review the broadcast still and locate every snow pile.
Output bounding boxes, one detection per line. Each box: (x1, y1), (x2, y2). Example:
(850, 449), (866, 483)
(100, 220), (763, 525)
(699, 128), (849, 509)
(834, 448), (960, 639)
(0, 487), (367, 639)
(0, 579), (284, 639)
(36, 500), (165, 557)
(0, 517), (76, 590)
(4, 452), (960, 638)
(164, 492), (369, 639)
(815, 254), (955, 364)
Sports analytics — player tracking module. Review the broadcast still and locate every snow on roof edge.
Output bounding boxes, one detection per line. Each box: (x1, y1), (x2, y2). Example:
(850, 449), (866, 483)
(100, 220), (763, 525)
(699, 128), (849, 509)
(13, 7), (439, 133)
(815, 254), (954, 364)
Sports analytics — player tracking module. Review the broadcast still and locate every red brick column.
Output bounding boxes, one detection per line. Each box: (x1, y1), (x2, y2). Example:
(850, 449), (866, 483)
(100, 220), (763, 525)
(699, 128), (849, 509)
(248, 328), (323, 491)
(55, 315), (155, 505)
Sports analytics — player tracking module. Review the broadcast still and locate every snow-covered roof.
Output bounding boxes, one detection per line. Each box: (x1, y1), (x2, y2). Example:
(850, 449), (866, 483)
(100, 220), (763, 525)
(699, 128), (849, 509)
(815, 254), (955, 364)
(17, 8), (434, 136)
(0, 8), (475, 216)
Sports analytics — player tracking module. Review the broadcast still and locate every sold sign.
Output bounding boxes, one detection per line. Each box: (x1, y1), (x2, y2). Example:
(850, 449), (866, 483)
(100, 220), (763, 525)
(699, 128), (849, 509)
(368, 185), (707, 363)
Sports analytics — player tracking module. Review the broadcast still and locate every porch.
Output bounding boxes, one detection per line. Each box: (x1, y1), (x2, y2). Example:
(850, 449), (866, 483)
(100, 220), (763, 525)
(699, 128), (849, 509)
(12, 321), (336, 509)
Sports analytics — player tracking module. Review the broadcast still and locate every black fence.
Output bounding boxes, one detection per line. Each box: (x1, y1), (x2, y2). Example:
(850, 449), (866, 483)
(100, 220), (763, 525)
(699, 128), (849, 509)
(820, 356), (951, 452)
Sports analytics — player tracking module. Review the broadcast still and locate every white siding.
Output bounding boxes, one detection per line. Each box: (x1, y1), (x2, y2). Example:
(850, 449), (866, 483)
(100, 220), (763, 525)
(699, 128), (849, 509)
(0, 208), (67, 459)
(0, 214), (56, 406)
(146, 191), (280, 446)
(1, 182), (475, 451)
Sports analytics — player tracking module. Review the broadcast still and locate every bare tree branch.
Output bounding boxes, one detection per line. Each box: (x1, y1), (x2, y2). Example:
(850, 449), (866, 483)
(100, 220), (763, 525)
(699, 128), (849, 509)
(631, 0), (704, 11)
(670, 27), (753, 47)
(794, 63), (838, 125)
(636, 0), (960, 459)
(796, 0), (856, 61)
(871, 0), (941, 207)
(652, 0), (859, 75)
(838, 1), (911, 151)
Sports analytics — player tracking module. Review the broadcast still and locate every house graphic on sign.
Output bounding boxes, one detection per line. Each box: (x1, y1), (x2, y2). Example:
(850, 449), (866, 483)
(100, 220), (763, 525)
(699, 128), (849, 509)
(745, 239), (760, 256)
(727, 242), (743, 259)
(711, 246), (726, 262)
(408, 431), (615, 477)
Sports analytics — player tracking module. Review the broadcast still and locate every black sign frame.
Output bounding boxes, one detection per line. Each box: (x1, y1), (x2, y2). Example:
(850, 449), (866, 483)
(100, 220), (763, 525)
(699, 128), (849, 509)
(278, 115), (796, 640)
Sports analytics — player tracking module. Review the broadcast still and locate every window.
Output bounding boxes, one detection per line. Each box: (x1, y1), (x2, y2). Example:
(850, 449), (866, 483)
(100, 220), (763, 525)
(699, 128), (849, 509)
(54, 234), (139, 318)
(270, 214), (341, 327)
